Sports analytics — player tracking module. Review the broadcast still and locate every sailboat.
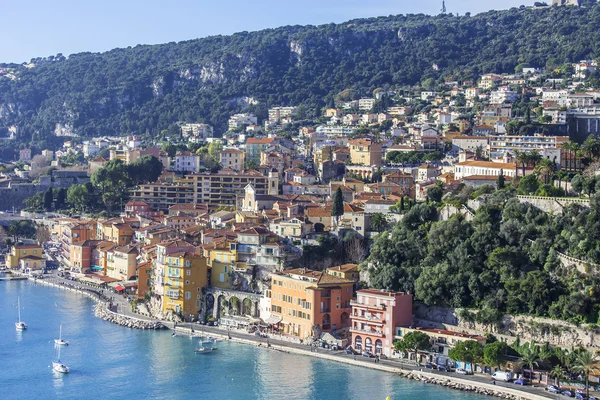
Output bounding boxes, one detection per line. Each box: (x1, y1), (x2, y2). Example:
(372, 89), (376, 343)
(52, 343), (70, 374)
(194, 338), (217, 354)
(15, 297), (27, 331)
(54, 324), (68, 346)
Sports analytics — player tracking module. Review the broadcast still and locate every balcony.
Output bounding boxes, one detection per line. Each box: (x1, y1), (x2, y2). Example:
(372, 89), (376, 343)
(350, 327), (385, 338)
(350, 301), (386, 310)
(352, 313), (385, 324)
(319, 308), (331, 313)
(321, 290), (331, 298)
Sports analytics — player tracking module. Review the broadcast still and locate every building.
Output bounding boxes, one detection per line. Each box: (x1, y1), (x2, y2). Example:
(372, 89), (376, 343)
(174, 152), (201, 173)
(454, 160), (517, 180)
(19, 148), (32, 162)
(488, 134), (568, 162)
(269, 268), (354, 339)
(7, 244), (43, 269)
(181, 123), (213, 139)
(245, 137), (275, 163)
(452, 136), (489, 153)
(268, 106), (297, 122)
(220, 148), (245, 171)
(358, 98), (377, 111)
(132, 170), (278, 210)
(490, 87), (518, 104)
(350, 289), (413, 357)
(348, 138), (383, 166)
(228, 114), (258, 130)
(162, 252), (208, 319)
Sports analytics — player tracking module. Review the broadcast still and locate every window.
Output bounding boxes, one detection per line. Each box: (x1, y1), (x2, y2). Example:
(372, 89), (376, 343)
(197, 287), (202, 292)
(219, 273), (225, 282)
(185, 292), (191, 300)
(186, 270), (191, 276)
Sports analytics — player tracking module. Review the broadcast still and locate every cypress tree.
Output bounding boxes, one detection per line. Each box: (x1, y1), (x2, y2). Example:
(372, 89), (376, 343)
(44, 188), (53, 211)
(331, 187), (344, 218)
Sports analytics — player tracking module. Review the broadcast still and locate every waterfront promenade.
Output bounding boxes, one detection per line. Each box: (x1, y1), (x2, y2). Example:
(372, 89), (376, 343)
(9, 271), (560, 400)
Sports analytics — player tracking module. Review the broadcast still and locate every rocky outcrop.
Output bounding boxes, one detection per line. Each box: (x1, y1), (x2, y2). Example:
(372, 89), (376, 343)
(94, 303), (166, 330)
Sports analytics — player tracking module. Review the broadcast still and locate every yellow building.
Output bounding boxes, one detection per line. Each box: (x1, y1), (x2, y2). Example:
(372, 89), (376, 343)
(7, 244), (43, 269)
(203, 240), (238, 289)
(220, 148), (245, 171)
(162, 252), (208, 319)
(349, 138), (383, 166)
(326, 264), (359, 282)
(111, 244), (139, 281)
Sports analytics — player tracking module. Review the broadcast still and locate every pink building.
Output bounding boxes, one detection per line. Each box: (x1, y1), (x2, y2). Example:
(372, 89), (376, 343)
(350, 289), (413, 357)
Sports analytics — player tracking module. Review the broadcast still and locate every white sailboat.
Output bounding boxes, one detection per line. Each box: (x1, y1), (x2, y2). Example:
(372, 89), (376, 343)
(54, 324), (68, 346)
(194, 339), (217, 354)
(52, 343), (70, 374)
(15, 297), (27, 331)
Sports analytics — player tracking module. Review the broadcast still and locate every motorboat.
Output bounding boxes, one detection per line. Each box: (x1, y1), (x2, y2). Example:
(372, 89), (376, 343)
(54, 324), (69, 346)
(194, 346), (217, 354)
(15, 297), (27, 331)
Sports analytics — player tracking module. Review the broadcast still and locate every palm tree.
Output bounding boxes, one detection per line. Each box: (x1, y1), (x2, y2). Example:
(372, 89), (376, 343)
(514, 150), (529, 177)
(535, 158), (556, 185)
(528, 149), (543, 170)
(550, 365), (567, 388)
(572, 350), (600, 398)
(519, 341), (540, 381)
(563, 141), (575, 172)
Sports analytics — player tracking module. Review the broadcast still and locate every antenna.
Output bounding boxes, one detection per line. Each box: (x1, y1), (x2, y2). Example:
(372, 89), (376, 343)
(441, 0), (446, 14)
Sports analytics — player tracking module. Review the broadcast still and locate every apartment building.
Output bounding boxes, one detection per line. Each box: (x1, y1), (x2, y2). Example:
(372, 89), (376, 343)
(268, 106), (297, 122)
(348, 138), (383, 166)
(358, 98), (377, 111)
(7, 244), (43, 269)
(350, 289), (413, 357)
(162, 252), (208, 319)
(269, 268), (354, 339)
(454, 160), (517, 179)
(220, 148), (245, 171)
(228, 114), (258, 130)
(174, 152), (201, 173)
(131, 170), (278, 210)
(245, 137), (275, 162)
(488, 134), (568, 162)
(154, 240), (197, 300)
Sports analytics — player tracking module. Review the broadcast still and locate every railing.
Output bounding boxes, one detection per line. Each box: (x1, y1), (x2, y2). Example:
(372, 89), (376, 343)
(350, 327), (385, 337)
(352, 313), (384, 323)
(320, 308), (331, 313)
(350, 301), (386, 310)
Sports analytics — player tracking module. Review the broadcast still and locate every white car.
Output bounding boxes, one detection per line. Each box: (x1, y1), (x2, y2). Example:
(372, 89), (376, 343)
(456, 368), (471, 375)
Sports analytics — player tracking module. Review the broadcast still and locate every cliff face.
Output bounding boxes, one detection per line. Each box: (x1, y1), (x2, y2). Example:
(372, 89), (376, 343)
(1, 4), (600, 142)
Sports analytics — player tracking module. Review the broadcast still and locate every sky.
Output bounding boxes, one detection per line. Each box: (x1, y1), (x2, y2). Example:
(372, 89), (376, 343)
(1, 0), (526, 64)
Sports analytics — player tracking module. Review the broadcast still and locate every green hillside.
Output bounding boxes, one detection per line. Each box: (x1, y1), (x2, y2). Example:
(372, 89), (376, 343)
(1, 3), (600, 150)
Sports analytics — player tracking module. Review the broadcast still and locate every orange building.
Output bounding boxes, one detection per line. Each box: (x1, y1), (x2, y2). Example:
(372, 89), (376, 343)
(270, 268), (354, 339)
(70, 240), (102, 273)
(136, 261), (153, 300)
(350, 289), (413, 357)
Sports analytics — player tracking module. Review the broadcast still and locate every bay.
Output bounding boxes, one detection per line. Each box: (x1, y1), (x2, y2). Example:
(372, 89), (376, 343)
(1, 280), (488, 400)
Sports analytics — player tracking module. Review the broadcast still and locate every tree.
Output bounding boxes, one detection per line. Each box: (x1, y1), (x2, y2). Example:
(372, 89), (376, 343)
(427, 185), (443, 203)
(35, 225), (51, 244)
(55, 188), (67, 209)
(497, 170), (506, 189)
(344, 236), (367, 264)
(44, 187), (53, 211)
(519, 341), (540, 380)
(8, 220), (36, 242)
(29, 154), (50, 179)
(393, 331), (431, 362)
(331, 187), (344, 222)
(517, 174), (540, 195)
(484, 341), (507, 369)
(448, 340), (484, 373)
(370, 213), (389, 233)
(549, 365), (566, 388)
(128, 155), (163, 184)
(571, 174), (583, 196)
(572, 350), (600, 398)
(67, 184), (91, 213)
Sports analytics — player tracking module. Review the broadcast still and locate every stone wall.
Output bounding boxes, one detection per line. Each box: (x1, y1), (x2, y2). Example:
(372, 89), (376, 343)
(516, 195), (590, 214)
(413, 303), (600, 349)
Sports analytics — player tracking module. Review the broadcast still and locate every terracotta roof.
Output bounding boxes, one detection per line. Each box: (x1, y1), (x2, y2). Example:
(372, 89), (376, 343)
(456, 160), (516, 169)
(247, 138), (275, 145)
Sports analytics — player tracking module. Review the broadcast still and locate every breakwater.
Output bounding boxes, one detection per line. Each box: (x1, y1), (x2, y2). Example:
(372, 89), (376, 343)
(93, 303), (166, 330)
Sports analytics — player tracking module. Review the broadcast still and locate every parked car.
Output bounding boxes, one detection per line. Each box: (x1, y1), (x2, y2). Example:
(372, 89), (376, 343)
(547, 385), (562, 393)
(346, 348), (356, 355)
(424, 363), (436, 369)
(379, 354), (388, 360)
(574, 393), (586, 400)
(491, 371), (512, 382)
(561, 390), (574, 398)
(362, 351), (375, 358)
(456, 368), (472, 375)
(514, 378), (529, 385)
(437, 365), (448, 372)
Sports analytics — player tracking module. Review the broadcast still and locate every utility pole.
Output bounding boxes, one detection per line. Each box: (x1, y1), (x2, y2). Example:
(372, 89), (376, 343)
(441, 1), (447, 14)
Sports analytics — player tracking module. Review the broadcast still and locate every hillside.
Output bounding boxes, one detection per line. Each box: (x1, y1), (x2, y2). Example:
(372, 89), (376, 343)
(1, 4), (600, 149)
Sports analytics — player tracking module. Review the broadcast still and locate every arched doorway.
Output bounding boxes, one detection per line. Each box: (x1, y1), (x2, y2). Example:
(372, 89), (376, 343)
(375, 339), (383, 355)
(229, 296), (241, 316)
(354, 336), (362, 351)
(205, 294), (215, 318)
(365, 337), (373, 352)
(242, 298), (253, 316)
(217, 294), (227, 317)
(322, 314), (331, 331)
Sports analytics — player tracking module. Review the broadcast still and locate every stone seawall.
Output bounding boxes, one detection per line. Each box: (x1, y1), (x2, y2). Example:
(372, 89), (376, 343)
(94, 303), (166, 330)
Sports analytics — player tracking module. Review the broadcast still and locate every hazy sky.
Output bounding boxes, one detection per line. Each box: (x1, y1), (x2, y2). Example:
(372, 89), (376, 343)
(1, 0), (526, 63)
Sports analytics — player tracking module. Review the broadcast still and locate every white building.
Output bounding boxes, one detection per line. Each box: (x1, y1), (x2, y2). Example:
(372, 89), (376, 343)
(454, 160), (517, 180)
(174, 152), (201, 173)
(452, 136), (489, 153)
(490, 87), (518, 104)
(268, 107), (297, 123)
(228, 114), (258, 130)
(358, 98), (376, 111)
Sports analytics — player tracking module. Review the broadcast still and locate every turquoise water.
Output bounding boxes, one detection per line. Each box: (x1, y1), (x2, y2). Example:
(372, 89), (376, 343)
(1, 280), (489, 400)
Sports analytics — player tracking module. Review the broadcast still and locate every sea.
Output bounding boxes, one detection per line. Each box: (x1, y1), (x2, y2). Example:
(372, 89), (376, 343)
(0, 278), (489, 400)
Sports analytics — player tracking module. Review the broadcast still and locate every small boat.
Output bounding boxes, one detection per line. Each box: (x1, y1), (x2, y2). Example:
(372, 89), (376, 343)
(54, 324), (68, 346)
(15, 297), (27, 331)
(194, 346), (217, 354)
(52, 343), (70, 374)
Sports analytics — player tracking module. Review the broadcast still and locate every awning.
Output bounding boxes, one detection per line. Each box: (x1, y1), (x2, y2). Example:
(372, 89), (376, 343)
(115, 285), (125, 292)
(265, 315), (282, 325)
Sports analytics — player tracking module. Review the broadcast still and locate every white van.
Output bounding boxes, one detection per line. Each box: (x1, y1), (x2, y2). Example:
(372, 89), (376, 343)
(491, 371), (512, 382)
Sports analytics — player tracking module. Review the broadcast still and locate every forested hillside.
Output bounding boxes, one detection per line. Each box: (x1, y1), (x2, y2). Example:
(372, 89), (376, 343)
(368, 190), (600, 324)
(1, 3), (600, 148)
